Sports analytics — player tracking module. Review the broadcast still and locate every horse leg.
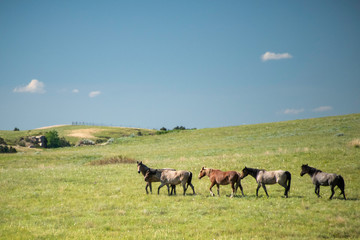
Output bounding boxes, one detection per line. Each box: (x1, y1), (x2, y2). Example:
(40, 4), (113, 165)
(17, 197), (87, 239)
(238, 182), (244, 196)
(262, 184), (269, 197)
(230, 182), (235, 198)
(189, 183), (196, 195)
(315, 185), (321, 198)
(256, 184), (261, 197)
(340, 187), (346, 200)
(216, 184), (220, 196)
(342, 190), (346, 200)
(149, 182), (153, 194)
(329, 185), (335, 200)
(279, 182), (288, 198)
(158, 183), (165, 195)
(209, 182), (216, 196)
(167, 184), (171, 195)
(171, 185), (176, 195)
(145, 182), (149, 194)
(337, 180), (346, 200)
(183, 183), (187, 195)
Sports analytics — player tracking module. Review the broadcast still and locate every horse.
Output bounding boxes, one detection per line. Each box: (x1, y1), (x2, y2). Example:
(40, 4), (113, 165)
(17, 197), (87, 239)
(198, 167), (244, 197)
(144, 169), (195, 195)
(137, 161), (176, 194)
(300, 164), (346, 200)
(240, 167), (291, 198)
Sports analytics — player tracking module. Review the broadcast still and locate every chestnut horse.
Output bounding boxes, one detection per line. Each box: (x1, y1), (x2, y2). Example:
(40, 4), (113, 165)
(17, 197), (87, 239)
(137, 161), (175, 194)
(198, 167), (244, 197)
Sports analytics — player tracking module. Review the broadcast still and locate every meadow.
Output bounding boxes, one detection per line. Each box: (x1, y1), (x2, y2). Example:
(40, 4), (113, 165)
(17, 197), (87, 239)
(0, 114), (359, 239)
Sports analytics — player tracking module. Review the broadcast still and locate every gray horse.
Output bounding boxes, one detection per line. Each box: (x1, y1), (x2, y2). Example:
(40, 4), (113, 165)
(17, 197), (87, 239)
(300, 164), (346, 200)
(145, 169), (195, 195)
(240, 167), (291, 198)
(137, 161), (176, 194)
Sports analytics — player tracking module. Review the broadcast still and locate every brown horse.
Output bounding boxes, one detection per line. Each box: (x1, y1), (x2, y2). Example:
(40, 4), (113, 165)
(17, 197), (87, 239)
(137, 161), (175, 194)
(198, 167), (244, 197)
(144, 169), (195, 195)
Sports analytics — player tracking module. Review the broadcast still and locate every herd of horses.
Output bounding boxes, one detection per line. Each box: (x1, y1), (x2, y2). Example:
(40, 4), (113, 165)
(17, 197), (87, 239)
(137, 161), (346, 200)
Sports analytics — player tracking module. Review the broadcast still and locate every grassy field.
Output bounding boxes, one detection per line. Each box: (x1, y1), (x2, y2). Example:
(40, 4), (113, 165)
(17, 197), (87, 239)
(0, 114), (359, 239)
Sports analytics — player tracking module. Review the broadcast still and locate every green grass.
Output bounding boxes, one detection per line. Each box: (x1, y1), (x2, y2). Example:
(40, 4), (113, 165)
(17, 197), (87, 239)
(1, 114), (359, 239)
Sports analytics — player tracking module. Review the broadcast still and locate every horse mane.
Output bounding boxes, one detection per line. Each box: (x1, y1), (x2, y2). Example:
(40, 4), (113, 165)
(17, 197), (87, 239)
(138, 162), (157, 175)
(306, 165), (322, 174)
(245, 167), (264, 178)
(246, 167), (265, 173)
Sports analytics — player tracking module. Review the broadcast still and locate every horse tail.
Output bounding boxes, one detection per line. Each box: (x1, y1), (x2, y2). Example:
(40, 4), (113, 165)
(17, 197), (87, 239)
(187, 172), (193, 188)
(337, 175), (345, 193)
(285, 171), (291, 192)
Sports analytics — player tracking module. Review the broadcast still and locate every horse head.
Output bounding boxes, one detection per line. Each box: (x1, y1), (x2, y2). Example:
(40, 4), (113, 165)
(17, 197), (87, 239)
(300, 164), (309, 176)
(198, 166), (207, 179)
(137, 161), (143, 174)
(240, 166), (249, 179)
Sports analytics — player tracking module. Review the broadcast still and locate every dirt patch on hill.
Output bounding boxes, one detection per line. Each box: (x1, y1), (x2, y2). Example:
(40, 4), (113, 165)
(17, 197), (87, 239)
(67, 129), (102, 139)
(36, 125), (68, 130)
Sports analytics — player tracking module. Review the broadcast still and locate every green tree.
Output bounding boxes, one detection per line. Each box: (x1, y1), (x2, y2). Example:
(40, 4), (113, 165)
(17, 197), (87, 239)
(45, 130), (60, 148)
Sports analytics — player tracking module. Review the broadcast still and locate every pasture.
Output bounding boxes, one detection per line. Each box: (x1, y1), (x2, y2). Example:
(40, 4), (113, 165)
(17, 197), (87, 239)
(0, 114), (359, 239)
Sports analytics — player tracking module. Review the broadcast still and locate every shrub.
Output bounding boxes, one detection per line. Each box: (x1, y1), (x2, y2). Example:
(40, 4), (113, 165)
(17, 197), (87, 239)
(14, 127), (20, 131)
(0, 145), (17, 153)
(45, 130), (60, 148)
(88, 155), (136, 165)
(76, 139), (95, 147)
(45, 130), (70, 148)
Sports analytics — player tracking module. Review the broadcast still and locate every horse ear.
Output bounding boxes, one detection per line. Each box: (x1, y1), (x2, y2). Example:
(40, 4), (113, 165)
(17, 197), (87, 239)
(137, 161), (139, 164)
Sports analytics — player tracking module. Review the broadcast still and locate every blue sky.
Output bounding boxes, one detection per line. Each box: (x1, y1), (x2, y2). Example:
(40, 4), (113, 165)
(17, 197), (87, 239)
(1, 1), (359, 130)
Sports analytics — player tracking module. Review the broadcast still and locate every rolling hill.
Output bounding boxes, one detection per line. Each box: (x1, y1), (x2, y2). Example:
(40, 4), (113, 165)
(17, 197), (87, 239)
(0, 113), (359, 239)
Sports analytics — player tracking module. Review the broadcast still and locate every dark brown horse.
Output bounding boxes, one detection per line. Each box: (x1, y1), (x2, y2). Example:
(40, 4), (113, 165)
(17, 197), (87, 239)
(137, 161), (175, 194)
(198, 167), (244, 197)
(300, 164), (346, 200)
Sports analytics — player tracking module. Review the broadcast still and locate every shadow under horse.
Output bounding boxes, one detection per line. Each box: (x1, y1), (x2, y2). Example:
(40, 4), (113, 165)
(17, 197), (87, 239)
(300, 164), (346, 200)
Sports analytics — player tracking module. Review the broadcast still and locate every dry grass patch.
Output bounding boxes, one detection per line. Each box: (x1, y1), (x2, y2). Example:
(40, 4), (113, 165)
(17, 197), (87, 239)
(67, 129), (102, 139)
(88, 155), (137, 165)
(349, 139), (360, 148)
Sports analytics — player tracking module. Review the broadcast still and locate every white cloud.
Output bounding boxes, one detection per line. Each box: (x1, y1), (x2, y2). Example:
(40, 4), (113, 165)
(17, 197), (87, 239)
(283, 108), (304, 115)
(72, 89), (79, 93)
(89, 91), (101, 98)
(261, 52), (293, 61)
(312, 106), (333, 112)
(13, 79), (46, 93)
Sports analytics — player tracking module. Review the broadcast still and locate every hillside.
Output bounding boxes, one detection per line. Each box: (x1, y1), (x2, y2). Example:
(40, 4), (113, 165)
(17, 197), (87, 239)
(0, 125), (156, 146)
(0, 113), (359, 239)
